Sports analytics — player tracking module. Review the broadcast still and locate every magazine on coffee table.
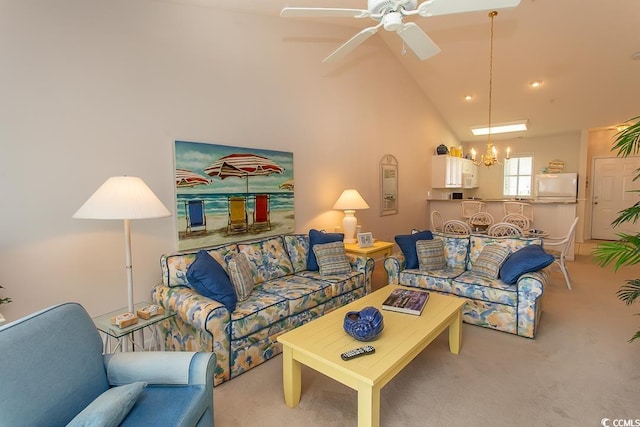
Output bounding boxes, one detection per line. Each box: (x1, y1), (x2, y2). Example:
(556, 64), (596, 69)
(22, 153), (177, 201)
(381, 288), (430, 316)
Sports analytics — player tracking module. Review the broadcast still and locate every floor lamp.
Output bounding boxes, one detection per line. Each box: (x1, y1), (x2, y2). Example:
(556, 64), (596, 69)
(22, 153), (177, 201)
(333, 189), (370, 243)
(73, 176), (171, 319)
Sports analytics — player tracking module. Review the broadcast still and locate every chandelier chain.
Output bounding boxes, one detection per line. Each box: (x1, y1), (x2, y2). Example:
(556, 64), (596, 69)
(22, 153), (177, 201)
(471, 10), (508, 168)
(488, 10), (496, 143)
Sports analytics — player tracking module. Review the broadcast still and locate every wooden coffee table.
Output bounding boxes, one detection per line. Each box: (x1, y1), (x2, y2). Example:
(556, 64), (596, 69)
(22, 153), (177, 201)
(277, 285), (466, 427)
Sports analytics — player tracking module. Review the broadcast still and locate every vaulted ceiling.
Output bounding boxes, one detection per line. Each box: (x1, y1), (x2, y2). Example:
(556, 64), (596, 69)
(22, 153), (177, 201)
(163, 0), (640, 142)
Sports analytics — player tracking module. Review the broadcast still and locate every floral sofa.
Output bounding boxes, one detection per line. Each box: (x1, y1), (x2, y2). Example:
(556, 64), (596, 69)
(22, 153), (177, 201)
(151, 233), (374, 386)
(384, 232), (550, 338)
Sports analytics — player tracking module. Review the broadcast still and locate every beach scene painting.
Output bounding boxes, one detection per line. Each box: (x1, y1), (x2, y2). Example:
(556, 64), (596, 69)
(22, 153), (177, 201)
(174, 140), (295, 251)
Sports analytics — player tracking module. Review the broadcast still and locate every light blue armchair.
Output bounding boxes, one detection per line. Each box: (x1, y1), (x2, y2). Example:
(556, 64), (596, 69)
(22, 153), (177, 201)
(0, 302), (215, 426)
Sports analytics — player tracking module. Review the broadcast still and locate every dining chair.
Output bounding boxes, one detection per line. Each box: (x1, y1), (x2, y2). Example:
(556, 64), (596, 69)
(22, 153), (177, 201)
(460, 201), (487, 220)
(430, 209), (444, 232)
(543, 217), (580, 289)
(502, 213), (530, 231)
(487, 222), (523, 237)
(442, 219), (472, 235)
(467, 212), (494, 231)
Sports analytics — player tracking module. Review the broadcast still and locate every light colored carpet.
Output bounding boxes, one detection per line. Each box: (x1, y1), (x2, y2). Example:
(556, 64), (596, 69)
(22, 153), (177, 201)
(214, 254), (640, 426)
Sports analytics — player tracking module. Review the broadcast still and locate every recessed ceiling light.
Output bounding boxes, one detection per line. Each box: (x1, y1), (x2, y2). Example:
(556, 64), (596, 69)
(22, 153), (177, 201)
(464, 95), (473, 101)
(530, 80), (543, 88)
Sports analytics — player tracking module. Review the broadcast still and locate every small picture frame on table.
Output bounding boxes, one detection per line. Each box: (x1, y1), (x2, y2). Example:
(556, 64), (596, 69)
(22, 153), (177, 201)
(357, 232), (374, 248)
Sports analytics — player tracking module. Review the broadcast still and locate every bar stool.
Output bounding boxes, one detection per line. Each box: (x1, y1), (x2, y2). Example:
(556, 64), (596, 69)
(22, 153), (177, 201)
(460, 201), (487, 221)
(503, 201), (533, 223)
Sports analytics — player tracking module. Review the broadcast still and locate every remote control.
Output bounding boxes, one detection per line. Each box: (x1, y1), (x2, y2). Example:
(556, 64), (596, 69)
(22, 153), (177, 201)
(341, 345), (375, 361)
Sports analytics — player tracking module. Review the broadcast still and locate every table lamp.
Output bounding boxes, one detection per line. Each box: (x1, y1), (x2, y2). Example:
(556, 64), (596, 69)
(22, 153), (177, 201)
(73, 176), (171, 319)
(333, 189), (370, 243)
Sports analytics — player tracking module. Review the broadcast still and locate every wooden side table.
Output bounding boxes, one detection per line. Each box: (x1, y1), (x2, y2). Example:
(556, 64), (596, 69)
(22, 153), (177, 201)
(344, 240), (395, 261)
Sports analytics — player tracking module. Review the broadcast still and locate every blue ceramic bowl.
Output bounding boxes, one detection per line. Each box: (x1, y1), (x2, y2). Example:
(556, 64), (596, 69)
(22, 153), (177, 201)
(343, 306), (384, 342)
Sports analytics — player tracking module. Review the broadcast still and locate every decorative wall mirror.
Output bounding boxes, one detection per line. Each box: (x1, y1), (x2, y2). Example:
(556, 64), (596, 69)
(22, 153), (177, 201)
(379, 154), (398, 216)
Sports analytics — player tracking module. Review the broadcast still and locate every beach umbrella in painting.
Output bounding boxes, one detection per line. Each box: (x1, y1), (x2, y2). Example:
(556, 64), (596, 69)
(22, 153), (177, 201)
(175, 168), (212, 188)
(204, 153), (285, 194)
(279, 179), (294, 191)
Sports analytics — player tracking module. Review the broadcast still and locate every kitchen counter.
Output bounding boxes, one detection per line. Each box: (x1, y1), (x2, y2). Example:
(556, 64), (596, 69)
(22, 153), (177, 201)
(426, 198), (577, 204)
(427, 199), (577, 260)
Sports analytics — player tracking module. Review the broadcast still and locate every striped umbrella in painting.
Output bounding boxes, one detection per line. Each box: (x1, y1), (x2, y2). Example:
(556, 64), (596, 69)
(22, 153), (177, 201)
(204, 153), (285, 194)
(175, 168), (212, 188)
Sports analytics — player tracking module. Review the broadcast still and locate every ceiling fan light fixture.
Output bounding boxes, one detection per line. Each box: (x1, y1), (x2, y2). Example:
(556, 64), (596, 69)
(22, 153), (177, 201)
(383, 12), (403, 31)
(471, 120), (529, 136)
(281, 0), (521, 62)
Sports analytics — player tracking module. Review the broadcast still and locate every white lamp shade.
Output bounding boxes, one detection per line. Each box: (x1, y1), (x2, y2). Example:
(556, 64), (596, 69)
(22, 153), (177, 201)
(332, 189), (370, 210)
(73, 176), (171, 220)
(333, 189), (369, 244)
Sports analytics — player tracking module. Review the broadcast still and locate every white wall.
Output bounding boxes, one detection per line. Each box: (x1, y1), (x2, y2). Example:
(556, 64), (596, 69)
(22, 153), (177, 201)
(0, 0), (458, 321)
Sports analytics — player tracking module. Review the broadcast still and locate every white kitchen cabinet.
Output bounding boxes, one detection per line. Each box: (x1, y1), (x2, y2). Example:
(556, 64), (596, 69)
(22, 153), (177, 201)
(432, 155), (462, 188)
(461, 158), (478, 188)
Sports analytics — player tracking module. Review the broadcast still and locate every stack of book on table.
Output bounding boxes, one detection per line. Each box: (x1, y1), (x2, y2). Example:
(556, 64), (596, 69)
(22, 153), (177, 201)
(382, 288), (430, 316)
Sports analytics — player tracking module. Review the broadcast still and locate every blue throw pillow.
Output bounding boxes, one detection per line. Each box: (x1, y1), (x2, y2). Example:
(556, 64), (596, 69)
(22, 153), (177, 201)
(67, 382), (147, 427)
(187, 250), (237, 311)
(394, 230), (434, 269)
(499, 244), (555, 284)
(307, 229), (344, 271)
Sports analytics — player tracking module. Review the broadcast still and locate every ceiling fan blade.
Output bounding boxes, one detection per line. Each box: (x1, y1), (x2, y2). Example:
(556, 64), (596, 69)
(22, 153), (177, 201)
(396, 22), (441, 60)
(280, 7), (371, 19)
(323, 25), (380, 63)
(417, 0), (521, 17)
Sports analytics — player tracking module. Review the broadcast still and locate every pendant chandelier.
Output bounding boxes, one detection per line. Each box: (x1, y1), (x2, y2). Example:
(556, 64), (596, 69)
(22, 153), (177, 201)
(472, 11), (510, 167)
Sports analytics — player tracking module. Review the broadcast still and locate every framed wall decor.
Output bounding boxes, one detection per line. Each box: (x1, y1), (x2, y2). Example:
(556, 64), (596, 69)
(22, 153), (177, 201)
(357, 232), (374, 248)
(174, 141), (295, 250)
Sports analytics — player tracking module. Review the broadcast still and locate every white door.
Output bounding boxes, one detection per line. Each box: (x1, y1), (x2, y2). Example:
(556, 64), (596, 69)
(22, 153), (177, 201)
(592, 157), (640, 240)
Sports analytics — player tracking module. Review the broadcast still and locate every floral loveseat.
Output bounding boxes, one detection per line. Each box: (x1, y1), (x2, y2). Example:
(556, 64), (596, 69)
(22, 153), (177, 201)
(152, 233), (374, 386)
(384, 231), (550, 338)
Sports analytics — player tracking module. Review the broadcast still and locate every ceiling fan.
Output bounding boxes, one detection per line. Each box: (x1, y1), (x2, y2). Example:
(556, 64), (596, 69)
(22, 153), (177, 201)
(281, 0), (521, 62)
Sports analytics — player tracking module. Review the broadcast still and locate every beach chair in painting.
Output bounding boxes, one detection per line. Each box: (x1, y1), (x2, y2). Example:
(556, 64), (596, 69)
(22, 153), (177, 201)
(252, 194), (271, 231)
(227, 196), (249, 235)
(185, 200), (206, 233)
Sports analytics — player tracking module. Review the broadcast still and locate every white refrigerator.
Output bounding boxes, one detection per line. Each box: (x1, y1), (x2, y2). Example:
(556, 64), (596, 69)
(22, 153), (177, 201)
(534, 173), (578, 202)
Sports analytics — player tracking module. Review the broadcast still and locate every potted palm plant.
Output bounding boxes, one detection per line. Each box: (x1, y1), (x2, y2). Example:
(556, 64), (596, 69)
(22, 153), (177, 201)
(0, 285), (10, 306)
(0, 285), (10, 324)
(593, 115), (640, 342)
